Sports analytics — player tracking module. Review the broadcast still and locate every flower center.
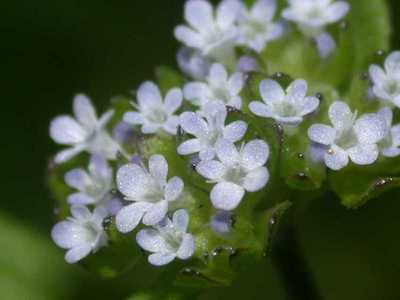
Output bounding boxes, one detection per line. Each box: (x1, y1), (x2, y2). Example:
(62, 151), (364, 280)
(274, 101), (298, 117)
(384, 80), (400, 96)
(336, 128), (359, 150)
(146, 108), (168, 124)
(223, 165), (247, 185)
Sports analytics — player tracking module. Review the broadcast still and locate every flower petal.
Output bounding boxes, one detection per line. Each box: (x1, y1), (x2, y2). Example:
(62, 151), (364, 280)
(116, 202), (152, 233)
(251, 0), (276, 20)
(210, 182), (245, 211)
(215, 139), (240, 166)
(348, 144), (379, 165)
(89, 153), (111, 180)
(300, 96), (320, 116)
(324, 145), (349, 170)
(308, 124), (336, 145)
(228, 72), (245, 95)
(149, 154), (168, 184)
(184, 82), (210, 103)
(286, 79), (307, 102)
(172, 209), (189, 232)
(328, 101), (353, 131)
(177, 234), (195, 260)
(174, 25), (203, 49)
(354, 113), (387, 144)
(71, 205), (91, 220)
(64, 169), (90, 191)
(164, 88), (183, 114)
(148, 252), (176, 266)
(143, 200), (169, 226)
(259, 79), (284, 103)
(73, 94), (97, 131)
(210, 210), (232, 233)
(185, 0), (214, 32)
(241, 139), (269, 170)
(177, 138), (202, 155)
(369, 65), (386, 85)
(54, 146), (85, 164)
(163, 116), (180, 135)
(196, 160), (226, 180)
(50, 116), (87, 145)
(137, 81), (163, 110)
(68, 193), (95, 205)
(384, 51), (400, 74)
(141, 123), (160, 134)
(217, 0), (241, 30)
(65, 244), (92, 264)
(209, 63), (228, 87)
(51, 221), (87, 249)
(117, 164), (153, 200)
(377, 107), (393, 127)
(165, 177), (184, 201)
(223, 120), (248, 142)
(179, 112), (208, 137)
(242, 167), (269, 192)
(315, 32), (336, 58)
(249, 101), (274, 118)
(136, 229), (169, 253)
(326, 1), (350, 23)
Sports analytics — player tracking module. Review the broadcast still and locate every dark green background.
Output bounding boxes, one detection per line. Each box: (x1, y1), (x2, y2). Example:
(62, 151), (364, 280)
(1, 1), (400, 299)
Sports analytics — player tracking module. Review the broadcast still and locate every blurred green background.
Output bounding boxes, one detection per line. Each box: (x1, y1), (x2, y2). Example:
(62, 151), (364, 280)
(1, 0), (400, 299)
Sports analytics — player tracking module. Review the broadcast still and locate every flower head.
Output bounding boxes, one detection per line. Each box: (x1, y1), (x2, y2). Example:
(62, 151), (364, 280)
(124, 82), (182, 135)
(136, 209), (195, 266)
(65, 154), (118, 213)
(116, 155), (184, 233)
(50, 95), (119, 164)
(51, 205), (108, 264)
(236, 0), (284, 53)
(377, 107), (400, 157)
(249, 79), (320, 126)
(196, 139), (270, 211)
(369, 51), (400, 108)
(174, 0), (241, 59)
(178, 101), (248, 161)
(308, 101), (387, 170)
(184, 63), (245, 110)
(282, 0), (350, 37)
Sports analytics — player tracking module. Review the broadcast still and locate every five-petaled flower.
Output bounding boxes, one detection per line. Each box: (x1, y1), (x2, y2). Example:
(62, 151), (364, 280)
(377, 107), (400, 158)
(64, 154), (122, 215)
(116, 155), (184, 233)
(308, 101), (387, 170)
(184, 63), (245, 110)
(236, 0), (284, 53)
(124, 81), (183, 135)
(50, 94), (119, 164)
(369, 51), (400, 108)
(51, 205), (108, 264)
(249, 79), (320, 126)
(136, 209), (195, 266)
(196, 139), (270, 211)
(178, 101), (248, 161)
(282, 0), (350, 57)
(174, 0), (240, 63)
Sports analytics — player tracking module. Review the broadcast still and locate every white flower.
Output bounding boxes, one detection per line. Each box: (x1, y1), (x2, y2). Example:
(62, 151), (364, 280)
(369, 51), (400, 108)
(236, 0), (284, 53)
(377, 107), (400, 157)
(50, 94), (119, 164)
(249, 79), (320, 126)
(124, 82), (182, 135)
(51, 205), (108, 264)
(136, 209), (195, 266)
(196, 139), (270, 211)
(174, 0), (240, 61)
(184, 63), (245, 110)
(116, 155), (184, 233)
(65, 154), (118, 213)
(308, 101), (387, 170)
(177, 101), (248, 161)
(282, 0), (350, 37)
(177, 47), (212, 80)
(282, 0), (350, 57)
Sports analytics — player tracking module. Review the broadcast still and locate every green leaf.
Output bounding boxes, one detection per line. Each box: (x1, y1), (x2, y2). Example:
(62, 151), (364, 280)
(155, 66), (185, 94)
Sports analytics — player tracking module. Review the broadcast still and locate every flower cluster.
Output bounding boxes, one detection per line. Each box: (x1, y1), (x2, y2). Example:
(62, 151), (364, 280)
(48, 0), (400, 272)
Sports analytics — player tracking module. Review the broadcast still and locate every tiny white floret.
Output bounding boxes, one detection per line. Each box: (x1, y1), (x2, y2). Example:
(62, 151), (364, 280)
(236, 0), (284, 53)
(136, 209), (195, 266)
(50, 95), (119, 164)
(124, 82), (183, 135)
(51, 205), (108, 264)
(196, 139), (270, 211)
(369, 51), (400, 108)
(174, 0), (241, 63)
(308, 101), (387, 170)
(178, 101), (248, 160)
(184, 63), (245, 110)
(116, 155), (184, 233)
(249, 79), (320, 126)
